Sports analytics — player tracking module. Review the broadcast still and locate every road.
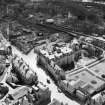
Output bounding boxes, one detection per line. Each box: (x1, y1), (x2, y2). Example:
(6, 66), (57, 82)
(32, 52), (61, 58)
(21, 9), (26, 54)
(12, 46), (79, 105)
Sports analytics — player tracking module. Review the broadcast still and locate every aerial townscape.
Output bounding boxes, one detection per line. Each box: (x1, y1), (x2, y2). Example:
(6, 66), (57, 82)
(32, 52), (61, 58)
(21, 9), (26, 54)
(1, 0), (105, 105)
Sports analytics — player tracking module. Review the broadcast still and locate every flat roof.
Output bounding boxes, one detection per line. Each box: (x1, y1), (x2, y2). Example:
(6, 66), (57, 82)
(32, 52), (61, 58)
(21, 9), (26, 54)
(10, 87), (29, 100)
(66, 69), (105, 94)
(89, 59), (105, 81)
(39, 42), (73, 61)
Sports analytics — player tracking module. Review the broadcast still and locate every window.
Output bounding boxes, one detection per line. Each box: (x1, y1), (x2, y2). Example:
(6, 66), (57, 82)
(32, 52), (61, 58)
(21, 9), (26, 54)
(91, 80), (97, 85)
